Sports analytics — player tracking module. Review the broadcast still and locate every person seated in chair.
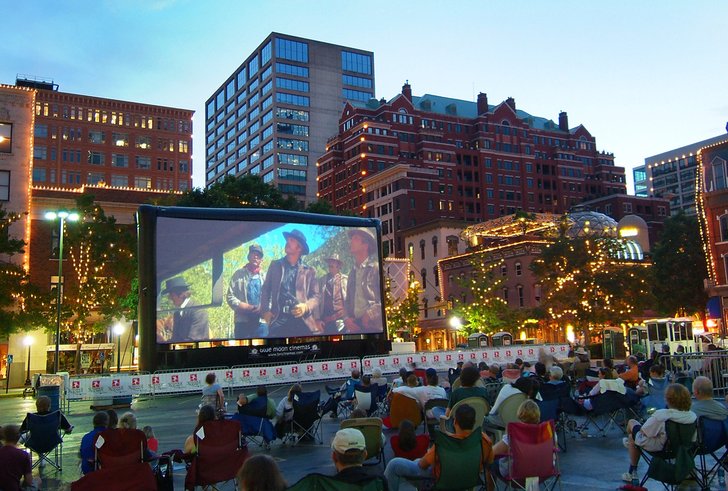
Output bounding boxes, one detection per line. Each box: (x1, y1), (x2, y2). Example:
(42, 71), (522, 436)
(328, 369), (362, 418)
(384, 403), (494, 490)
(691, 376), (728, 420)
(492, 399), (550, 477)
(622, 383), (696, 483)
(619, 355), (640, 389)
(184, 405), (216, 455)
(636, 364), (668, 411)
(19, 395), (73, 435)
(0, 425), (41, 491)
(79, 411), (109, 474)
(330, 428), (385, 485)
(488, 376), (541, 422)
(435, 365), (489, 420)
(238, 386), (275, 419)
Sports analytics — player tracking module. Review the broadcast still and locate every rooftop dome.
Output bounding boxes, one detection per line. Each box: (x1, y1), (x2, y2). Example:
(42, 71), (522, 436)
(566, 211), (618, 238)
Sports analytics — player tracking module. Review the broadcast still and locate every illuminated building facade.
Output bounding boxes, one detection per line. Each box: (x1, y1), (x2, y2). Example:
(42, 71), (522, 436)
(18, 76), (194, 192)
(318, 82), (626, 256)
(205, 33), (374, 204)
(697, 138), (728, 305)
(635, 134), (727, 216)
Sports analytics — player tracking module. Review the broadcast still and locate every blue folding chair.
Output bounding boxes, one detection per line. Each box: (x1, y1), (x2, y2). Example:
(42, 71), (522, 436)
(694, 416), (728, 489)
(24, 411), (65, 471)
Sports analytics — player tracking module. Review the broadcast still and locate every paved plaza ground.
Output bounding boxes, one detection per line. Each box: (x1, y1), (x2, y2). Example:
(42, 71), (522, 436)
(0, 379), (721, 490)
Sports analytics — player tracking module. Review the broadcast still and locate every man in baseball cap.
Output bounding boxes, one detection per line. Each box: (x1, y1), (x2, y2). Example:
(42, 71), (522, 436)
(331, 428), (386, 485)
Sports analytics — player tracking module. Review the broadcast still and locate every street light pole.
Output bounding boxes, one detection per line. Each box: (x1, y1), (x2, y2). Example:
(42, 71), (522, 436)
(45, 210), (79, 374)
(23, 335), (33, 386)
(113, 323), (125, 373)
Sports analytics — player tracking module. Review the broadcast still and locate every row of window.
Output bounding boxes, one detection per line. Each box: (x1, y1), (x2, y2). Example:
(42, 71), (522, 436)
(30, 167), (187, 190)
(34, 126), (189, 153)
(34, 103), (191, 133)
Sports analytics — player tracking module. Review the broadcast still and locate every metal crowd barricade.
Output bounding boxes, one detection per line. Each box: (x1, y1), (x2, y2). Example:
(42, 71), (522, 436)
(150, 366), (229, 399)
(64, 371), (151, 414)
(660, 351), (728, 397)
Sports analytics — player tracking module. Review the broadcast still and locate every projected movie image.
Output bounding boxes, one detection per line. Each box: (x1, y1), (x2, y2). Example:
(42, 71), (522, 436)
(155, 218), (383, 343)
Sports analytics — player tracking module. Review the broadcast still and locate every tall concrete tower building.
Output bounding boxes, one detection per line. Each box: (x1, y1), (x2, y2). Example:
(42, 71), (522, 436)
(204, 33), (374, 204)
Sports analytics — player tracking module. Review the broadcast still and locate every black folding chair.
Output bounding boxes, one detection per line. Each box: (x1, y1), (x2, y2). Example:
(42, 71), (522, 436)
(638, 420), (697, 490)
(285, 390), (323, 445)
(24, 411), (65, 471)
(694, 416), (728, 489)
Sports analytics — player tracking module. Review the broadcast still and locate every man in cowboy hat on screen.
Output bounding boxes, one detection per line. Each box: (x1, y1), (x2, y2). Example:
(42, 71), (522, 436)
(318, 254), (348, 334)
(344, 227), (382, 333)
(226, 244), (267, 339)
(157, 276), (209, 343)
(260, 229), (321, 338)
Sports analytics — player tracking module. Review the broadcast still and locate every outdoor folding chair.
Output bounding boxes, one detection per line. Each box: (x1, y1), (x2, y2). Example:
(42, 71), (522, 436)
(285, 389), (324, 445)
(693, 416), (728, 490)
(230, 412), (275, 451)
(326, 380), (359, 419)
(494, 421), (560, 491)
(23, 410), (65, 471)
(575, 390), (633, 437)
(355, 387), (377, 416)
(537, 398), (567, 453)
(441, 396), (489, 435)
(288, 472), (387, 491)
(184, 419), (249, 491)
(340, 417), (386, 467)
(432, 427), (489, 490)
(484, 392), (527, 443)
(373, 383), (389, 417)
(484, 382), (504, 407)
(71, 461), (157, 491)
(94, 428), (149, 470)
(425, 398), (449, 434)
(637, 420), (697, 490)
(385, 392), (423, 430)
(640, 378), (669, 415)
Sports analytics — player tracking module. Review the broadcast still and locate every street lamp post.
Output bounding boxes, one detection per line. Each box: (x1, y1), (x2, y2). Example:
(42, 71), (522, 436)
(23, 335), (33, 386)
(113, 323), (125, 373)
(45, 210), (80, 374)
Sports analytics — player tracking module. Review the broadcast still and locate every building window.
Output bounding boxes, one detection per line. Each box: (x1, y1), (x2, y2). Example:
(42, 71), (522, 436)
(134, 176), (152, 189)
(515, 262), (522, 276)
(32, 168), (46, 182)
(87, 172), (104, 185)
(432, 236), (438, 257)
(408, 243), (414, 259)
(420, 239), (426, 260)
(341, 51), (372, 74)
(276, 62), (308, 78)
(421, 268), (427, 287)
(111, 154), (128, 168)
(446, 236), (458, 256)
(136, 136), (151, 149)
(342, 74), (372, 88)
(136, 156), (151, 169)
(110, 175), (128, 187)
(517, 285), (524, 307)
(276, 77), (309, 92)
(503, 288), (509, 303)
(720, 215), (728, 242)
(501, 264), (507, 277)
(33, 146), (47, 160)
(88, 151), (105, 165)
(88, 130), (105, 144)
(0, 170), (8, 200)
(705, 156), (728, 192)
(276, 93), (309, 107)
(0, 122), (12, 153)
(342, 88), (372, 102)
(423, 298), (428, 318)
(34, 124), (48, 138)
(112, 132), (128, 147)
(623, 202), (632, 213)
(433, 266), (439, 287)
(276, 38), (308, 63)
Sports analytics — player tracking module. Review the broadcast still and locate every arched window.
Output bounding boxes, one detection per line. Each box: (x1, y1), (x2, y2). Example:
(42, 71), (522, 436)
(515, 262), (522, 276)
(408, 242), (414, 259)
(433, 266), (439, 287)
(421, 268), (427, 287)
(446, 235), (459, 256)
(503, 287), (509, 303)
(432, 236), (438, 257)
(705, 156), (728, 192)
(423, 298), (429, 318)
(409, 270), (415, 283)
(720, 214), (728, 242)
(501, 264), (508, 277)
(420, 239), (426, 260)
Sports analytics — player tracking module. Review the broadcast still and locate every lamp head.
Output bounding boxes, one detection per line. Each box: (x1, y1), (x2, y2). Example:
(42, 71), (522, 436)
(23, 335), (34, 347)
(113, 323), (125, 336)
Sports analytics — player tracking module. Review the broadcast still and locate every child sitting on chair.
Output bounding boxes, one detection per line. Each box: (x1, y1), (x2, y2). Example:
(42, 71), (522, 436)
(492, 399), (550, 477)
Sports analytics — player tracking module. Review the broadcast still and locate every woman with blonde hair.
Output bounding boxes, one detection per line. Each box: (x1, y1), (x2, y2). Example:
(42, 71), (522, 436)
(493, 399), (549, 476)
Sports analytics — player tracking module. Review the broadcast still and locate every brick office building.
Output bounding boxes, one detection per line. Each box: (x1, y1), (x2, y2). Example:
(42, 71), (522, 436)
(18, 76), (194, 192)
(318, 82), (627, 257)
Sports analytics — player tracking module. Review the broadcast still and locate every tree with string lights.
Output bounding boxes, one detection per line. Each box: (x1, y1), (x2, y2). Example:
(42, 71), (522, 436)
(451, 255), (516, 336)
(384, 277), (422, 341)
(530, 228), (654, 346)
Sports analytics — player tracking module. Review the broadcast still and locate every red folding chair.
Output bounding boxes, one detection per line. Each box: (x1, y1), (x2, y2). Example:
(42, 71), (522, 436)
(496, 421), (560, 490)
(94, 428), (148, 469)
(184, 419), (249, 490)
(71, 461), (157, 491)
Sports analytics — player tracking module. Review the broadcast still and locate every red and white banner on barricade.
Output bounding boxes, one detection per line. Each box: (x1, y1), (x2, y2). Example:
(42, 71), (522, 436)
(66, 346), (568, 400)
(362, 344), (569, 376)
(230, 358), (360, 388)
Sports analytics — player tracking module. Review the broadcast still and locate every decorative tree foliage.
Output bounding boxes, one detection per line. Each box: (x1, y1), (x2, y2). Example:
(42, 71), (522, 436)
(651, 212), (708, 317)
(385, 278), (421, 340)
(531, 233), (654, 345)
(452, 255), (515, 336)
(176, 174), (300, 210)
(0, 205), (44, 337)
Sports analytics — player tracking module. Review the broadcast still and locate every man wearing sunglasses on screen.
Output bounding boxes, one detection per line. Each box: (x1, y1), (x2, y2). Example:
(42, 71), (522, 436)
(260, 229), (322, 338)
(343, 228), (381, 334)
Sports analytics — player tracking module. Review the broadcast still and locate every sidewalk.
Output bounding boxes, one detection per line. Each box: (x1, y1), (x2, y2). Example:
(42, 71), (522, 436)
(0, 382), (717, 490)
